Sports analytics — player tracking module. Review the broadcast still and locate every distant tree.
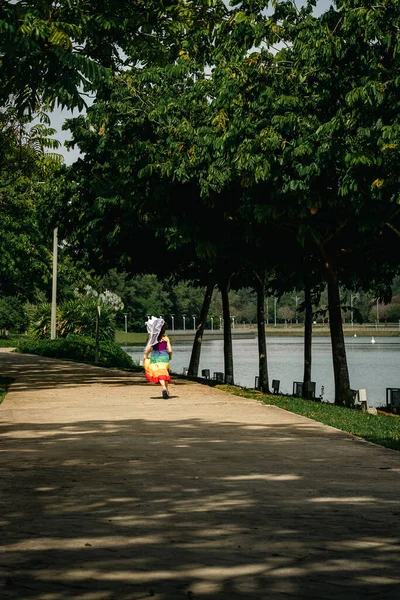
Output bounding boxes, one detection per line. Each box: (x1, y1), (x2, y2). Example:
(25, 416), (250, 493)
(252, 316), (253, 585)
(387, 303), (400, 323)
(278, 305), (295, 325)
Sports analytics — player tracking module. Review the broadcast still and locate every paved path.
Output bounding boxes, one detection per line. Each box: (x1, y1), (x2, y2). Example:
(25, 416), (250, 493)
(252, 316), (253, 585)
(0, 351), (399, 600)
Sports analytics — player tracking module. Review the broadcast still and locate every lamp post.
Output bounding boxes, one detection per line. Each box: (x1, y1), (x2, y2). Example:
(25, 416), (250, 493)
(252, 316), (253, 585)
(182, 315), (186, 331)
(124, 313), (128, 333)
(171, 314), (175, 331)
(232, 316), (235, 328)
(50, 227), (58, 340)
(376, 299), (379, 328)
(293, 294), (299, 324)
(350, 293), (358, 327)
(219, 316), (222, 329)
(274, 297), (277, 327)
(211, 317), (214, 330)
(192, 315), (196, 330)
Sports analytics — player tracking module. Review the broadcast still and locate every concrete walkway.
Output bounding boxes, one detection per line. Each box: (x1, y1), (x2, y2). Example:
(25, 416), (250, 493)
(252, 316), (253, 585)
(0, 351), (399, 600)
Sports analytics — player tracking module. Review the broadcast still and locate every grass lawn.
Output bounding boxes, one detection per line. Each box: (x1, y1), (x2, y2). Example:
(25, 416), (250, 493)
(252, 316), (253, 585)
(0, 377), (14, 405)
(221, 385), (400, 452)
(115, 331), (147, 345)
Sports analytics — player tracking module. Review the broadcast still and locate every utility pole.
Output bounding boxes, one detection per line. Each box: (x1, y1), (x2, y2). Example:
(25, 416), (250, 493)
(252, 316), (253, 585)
(50, 227), (58, 340)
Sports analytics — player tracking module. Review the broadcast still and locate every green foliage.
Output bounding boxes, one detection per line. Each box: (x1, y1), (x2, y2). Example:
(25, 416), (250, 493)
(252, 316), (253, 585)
(0, 111), (63, 184)
(224, 386), (400, 452)
(0, 111), (65, 299)
(114, 331), (147, 345)
(59, 298), (117, 340)
(28, 299), (117, 340)
(16, 335), (135, 370)
(0, 296), (28, 334)
(28, 302), (55, 339)
(0, 178), (51, 298)
(387, 303), (400, 322)
(0, 337), (24, 347)
(0, 0), (227, 116)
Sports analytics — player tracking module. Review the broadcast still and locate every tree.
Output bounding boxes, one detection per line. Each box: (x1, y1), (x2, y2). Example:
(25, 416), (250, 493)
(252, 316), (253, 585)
(1, 0), (227, 116)
(0, 296), (28, 335)
(0, 176), (52, 298)
(203, 0), (400, 405)
(187, 282), (215, 377)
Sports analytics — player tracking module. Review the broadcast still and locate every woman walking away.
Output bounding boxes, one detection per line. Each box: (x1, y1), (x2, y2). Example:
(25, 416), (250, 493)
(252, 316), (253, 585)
(143, 316), (172, 399)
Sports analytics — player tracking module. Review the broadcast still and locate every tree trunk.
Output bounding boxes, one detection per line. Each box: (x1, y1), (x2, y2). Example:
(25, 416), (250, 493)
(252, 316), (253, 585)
(220, 276), (234, 385)
(324, 256), (353, 406)
(255, 272), (269, 393)
(188, 282), (214, 377)
(302, 281), (313, 396)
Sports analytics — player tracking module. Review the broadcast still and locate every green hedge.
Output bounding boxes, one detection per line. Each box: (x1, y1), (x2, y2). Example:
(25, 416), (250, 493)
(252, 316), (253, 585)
(0, 337), (20, 347)
(15, 334), (137, 370)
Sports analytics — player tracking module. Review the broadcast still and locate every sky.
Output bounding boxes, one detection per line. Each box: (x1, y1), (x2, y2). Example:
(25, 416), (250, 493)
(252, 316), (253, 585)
(50, 0), (333, 166)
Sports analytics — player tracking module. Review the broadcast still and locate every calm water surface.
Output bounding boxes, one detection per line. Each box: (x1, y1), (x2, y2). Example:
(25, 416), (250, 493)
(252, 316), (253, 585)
(124, 336), (400, 407)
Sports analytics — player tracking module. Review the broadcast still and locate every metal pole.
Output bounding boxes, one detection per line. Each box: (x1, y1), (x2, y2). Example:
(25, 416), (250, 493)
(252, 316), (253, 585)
(171, 315), (174, 331)
(211, 317), (213, 330)
(183, 315), (186, 331)
(274, 298), (277, 327)
(124, 313), (128, 333)
(50, 227), (58, 340)
(193, 316), (196, 330)
(351, 294), (353, 327)
(95, 305), (101, 363)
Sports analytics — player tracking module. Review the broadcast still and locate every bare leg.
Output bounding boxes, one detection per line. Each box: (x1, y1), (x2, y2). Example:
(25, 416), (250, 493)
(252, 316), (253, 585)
(159, 380), (169, 398)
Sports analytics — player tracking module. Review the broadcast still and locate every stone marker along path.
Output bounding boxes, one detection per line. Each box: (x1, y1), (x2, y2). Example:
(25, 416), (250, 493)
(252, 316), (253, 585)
(0, 350), (399, 600)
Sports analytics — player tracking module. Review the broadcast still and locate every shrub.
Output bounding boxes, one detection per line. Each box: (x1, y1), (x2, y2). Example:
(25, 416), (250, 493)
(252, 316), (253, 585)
(0, 296), (28, 334)
(28, 299), (117, 340)
(58, 299), (116, 340)
(28, 302), (56, 339)
(16, 334), (136, 370)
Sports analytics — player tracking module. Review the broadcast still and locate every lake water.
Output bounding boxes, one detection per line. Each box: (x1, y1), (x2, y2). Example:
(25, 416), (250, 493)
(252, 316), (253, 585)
(123, 336), (400, 407)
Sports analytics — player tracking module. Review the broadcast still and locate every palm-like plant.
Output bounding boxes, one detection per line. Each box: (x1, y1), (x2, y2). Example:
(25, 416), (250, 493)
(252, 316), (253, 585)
(29, 299), (117, 340)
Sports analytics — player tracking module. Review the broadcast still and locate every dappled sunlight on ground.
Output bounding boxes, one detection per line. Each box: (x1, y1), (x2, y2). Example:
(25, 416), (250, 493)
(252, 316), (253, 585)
(0, 352), (400, 599)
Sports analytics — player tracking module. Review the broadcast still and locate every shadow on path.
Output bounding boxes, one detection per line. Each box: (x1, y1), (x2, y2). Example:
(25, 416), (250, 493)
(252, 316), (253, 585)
(0, 352), (400, 599)
(0, 352), (190, 393)
(1, 415), (400, 599)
